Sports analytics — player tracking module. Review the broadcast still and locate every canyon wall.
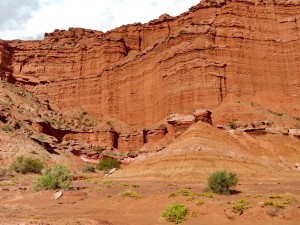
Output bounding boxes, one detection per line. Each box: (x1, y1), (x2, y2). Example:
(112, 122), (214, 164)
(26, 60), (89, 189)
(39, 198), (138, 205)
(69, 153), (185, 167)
(1, 0), (300, 128)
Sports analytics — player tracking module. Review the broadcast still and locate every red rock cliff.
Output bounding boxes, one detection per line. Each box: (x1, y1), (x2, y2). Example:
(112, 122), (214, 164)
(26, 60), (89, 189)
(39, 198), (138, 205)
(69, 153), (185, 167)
(1, 0), (300, 128)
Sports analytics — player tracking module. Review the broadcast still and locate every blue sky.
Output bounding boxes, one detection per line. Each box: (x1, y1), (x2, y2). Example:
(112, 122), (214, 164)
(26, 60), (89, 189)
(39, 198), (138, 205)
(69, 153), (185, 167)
(0, 0), (199, 40)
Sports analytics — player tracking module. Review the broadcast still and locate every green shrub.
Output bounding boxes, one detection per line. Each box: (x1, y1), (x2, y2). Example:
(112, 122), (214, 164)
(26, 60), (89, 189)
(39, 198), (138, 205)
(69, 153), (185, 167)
(161, 203), (188, 224)
(82, 165), (95, 173)
(32, 164), (71, 191)
(98, 157), (120, 172)
(10, 156), (44, 174)
(207, 170), (238, 195)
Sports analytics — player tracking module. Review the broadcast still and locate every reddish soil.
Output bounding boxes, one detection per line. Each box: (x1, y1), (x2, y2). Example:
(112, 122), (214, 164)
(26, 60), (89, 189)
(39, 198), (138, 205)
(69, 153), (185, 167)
(0, 173), (300, 225)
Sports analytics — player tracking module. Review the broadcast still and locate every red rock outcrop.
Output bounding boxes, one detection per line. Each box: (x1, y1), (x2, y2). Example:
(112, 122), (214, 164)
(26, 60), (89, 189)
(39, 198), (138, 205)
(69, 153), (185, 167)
(63, 129), (118, 148)
(0, 0), (300, 130)
(144, 125), (168, 143)
(289, 129), (300, 137)
(193, 109), (212, 124)
(118, 131), (144, 152)
(167, 109), (212, 136)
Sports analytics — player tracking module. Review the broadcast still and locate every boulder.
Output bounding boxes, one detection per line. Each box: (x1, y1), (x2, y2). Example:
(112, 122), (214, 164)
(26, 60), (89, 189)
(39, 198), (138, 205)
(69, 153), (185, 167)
(167, 114), (195, 126)
(289, 129), (300, 136)
(144, 124), (168, 143)
(193, 109), (212, 124)
(167, 113), (195, 136)
(266, 128), (289, 135)
(54, 190), (63, 200)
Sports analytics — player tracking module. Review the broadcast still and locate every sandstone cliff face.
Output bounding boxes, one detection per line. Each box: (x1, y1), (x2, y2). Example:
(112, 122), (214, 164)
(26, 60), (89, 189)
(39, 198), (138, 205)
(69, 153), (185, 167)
(1, 0), (300, 128)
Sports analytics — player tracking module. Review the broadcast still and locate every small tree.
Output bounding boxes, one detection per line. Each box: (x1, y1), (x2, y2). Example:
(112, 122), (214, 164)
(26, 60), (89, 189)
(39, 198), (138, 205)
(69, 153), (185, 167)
(32, 164), (71, 191)
(98, 157), (120, 172)
(208, 170), (238, 195)
(10, 156), (44, 174)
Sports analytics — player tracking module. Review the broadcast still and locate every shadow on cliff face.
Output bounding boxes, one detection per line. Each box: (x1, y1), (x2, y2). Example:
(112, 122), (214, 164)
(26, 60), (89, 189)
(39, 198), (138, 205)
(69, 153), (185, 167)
(31, 136), (59, 155)
(37, 122), (75, 143)
(0, 42), (16, 84)
(30, 122), (78, 155)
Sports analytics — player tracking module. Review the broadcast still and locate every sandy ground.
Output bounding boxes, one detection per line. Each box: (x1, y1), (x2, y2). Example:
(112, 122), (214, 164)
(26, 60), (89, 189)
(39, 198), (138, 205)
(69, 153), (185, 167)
(0, 172), (300, 225)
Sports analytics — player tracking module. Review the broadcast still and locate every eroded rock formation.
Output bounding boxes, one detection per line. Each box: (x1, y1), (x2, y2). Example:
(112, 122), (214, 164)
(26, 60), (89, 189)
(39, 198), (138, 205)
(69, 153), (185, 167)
(0, 0), (299, 129)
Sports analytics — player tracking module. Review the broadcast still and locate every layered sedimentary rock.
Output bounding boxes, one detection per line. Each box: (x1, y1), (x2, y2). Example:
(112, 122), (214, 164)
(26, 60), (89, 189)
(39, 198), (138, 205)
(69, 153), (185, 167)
(0, 0), (300, 129)
(63, 129), (118, 148)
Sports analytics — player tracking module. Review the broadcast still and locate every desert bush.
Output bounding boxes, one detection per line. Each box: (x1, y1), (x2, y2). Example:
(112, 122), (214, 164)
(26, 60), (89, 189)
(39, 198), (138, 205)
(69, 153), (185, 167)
(231, 199), (251, 214)
(187, 195), (195, 201)
(198, 192), (214, 198)
(196, 200), (204, 206)
(119, 189), (142, 199)
(10, 156), (44, 174)
(207, 170), (238, 195)
(168, 192), (177, 198)
(32, 164), (71, 191)
(82, 165), (95, 173)
(260, 199), (284, 209)
(266, 193), (295, 204)
(228, 119), (238, 129)
(282, 193), (295, 204)
(102, 179), (113, 184)
(267, 194), (283, 199)
(161, 203), (188, 224)
(98, 157), (120, 172)
(2, 125), (13, 132)
(177, 189), (190, 196)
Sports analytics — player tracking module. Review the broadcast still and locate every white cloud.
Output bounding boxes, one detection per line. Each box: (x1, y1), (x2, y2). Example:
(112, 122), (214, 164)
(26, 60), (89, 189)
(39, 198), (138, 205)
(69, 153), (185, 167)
(0, 0), (40, 30)
(0, 0), (199, 40)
